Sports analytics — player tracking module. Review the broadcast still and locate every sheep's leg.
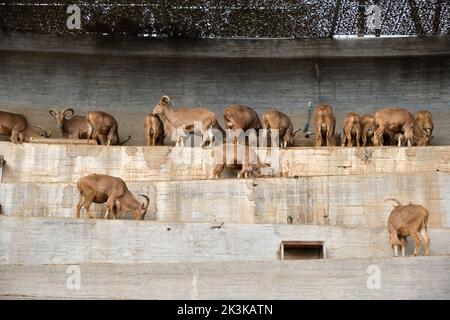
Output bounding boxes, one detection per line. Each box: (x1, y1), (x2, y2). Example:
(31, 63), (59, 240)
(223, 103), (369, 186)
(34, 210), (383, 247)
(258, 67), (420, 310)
(106, 133), (114, 146)
(400, 237), (407, 257)
(113, 200), (120, 220)
(200, 131), (210, 148)
(374, 126), (385, 146)
(18, 132), (25, 143)
(212, 164), (224, 179)
(83, 197), (94, 219)
(420, 227), (430, 256)
(104, 195), (116, 220)
(97, 133), (108, 146)
(355, 131), (361, 147)
(86, 124), (93, 143)
(91, 129), (99, 143)
(347, 132), (354, 147)
(203, 128), (214, 147)
(271, 131), (280, 148)
(145, 129), (151, 146)
(346, 133), (353, 147)
(315, 128), (322, 147)
(104, 207), (110, 220)
(362, 130), (368, 147)
(10, 127), (20, 143)
(76, 194), (86, 218)
(238, 165), (248, 179)
(326, 126), (332, 147)
(393, 245), (399, 257)
(210, 129), (215, 146)
(411, 231), (422, 256)
(240, 164), (253, 179)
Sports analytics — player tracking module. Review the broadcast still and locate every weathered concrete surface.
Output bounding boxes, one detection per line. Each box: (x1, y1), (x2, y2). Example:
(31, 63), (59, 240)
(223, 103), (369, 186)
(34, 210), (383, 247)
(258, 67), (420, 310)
(0, 217), (449, 265)
(2, 32), (450, 59)
(0, 45), (449, 146)
(1, 142), (449, 183)
(1, 172), (449, 228)
(1, 257), (449, 299)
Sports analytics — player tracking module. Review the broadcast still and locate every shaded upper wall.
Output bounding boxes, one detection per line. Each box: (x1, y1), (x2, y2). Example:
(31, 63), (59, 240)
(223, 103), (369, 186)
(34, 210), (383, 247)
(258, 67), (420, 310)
(1, 32), (450, 59)
(0, 34), (449, 145)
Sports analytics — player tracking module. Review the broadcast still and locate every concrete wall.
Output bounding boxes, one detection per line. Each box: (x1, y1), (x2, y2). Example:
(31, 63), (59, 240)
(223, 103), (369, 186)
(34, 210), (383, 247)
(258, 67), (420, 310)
(1, 217), (449, 265)
(1, 34), (449, 300)
(1, 173), (449, 228)
(1, 257), (449, 299)
(2, 142), (449, 183)
(0, 35), (449, 146)
(1, 142), (449, 227)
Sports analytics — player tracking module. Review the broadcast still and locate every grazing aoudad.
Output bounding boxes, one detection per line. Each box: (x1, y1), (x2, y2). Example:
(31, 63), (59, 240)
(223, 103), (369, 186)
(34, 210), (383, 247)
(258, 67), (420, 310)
(223, 104), (262, 144)
(86, 111), (131, 145)
(373, 108), (430, 147)
(0, 110), (51, 143)
(262, 108), (301, 148)
(386, 198), (430, 257)
(76, 173), (150, 220)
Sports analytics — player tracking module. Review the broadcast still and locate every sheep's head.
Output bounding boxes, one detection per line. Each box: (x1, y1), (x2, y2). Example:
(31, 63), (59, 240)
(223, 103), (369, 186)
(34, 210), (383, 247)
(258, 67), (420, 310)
(49, 108), (74, 129)
(153, 96), (172, 114)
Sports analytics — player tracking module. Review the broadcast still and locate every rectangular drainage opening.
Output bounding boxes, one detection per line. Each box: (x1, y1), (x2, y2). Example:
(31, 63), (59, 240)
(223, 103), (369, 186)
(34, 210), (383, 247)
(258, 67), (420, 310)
(280, 241), (326, 260)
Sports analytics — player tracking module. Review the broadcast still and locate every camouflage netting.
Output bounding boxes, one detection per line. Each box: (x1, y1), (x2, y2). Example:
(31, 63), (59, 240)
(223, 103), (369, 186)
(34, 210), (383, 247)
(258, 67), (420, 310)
(0, 0), (449, 38)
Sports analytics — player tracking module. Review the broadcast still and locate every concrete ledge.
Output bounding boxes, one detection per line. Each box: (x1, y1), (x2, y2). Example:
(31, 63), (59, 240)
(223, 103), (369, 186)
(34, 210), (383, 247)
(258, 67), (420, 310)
(28, 137), (97, 145)
(1, 32), (450, 59)
(1, 256), (449, 299)
(0, 217), (449, 265)
(1, 142), (449, 183)
(1, 173), (448, 228)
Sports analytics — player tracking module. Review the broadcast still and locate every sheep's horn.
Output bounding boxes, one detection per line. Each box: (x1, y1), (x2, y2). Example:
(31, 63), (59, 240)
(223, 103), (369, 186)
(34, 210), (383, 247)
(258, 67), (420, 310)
(139, 194), (150, 211)
(62, 108), (74, 119)
(384, 198), (402, 207)
(49, 108), (58, 118)
(34, 125), (52, 138)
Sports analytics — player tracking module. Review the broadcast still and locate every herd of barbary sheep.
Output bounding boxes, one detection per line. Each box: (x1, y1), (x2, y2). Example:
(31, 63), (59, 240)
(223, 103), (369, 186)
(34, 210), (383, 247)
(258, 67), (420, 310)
(0, 95), (434, 148)
(0, 95), (434, 257)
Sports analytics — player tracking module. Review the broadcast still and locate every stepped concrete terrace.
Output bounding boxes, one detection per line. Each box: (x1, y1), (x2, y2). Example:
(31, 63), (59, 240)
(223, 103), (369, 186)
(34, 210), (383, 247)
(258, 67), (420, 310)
(0, 141), (449, 299)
